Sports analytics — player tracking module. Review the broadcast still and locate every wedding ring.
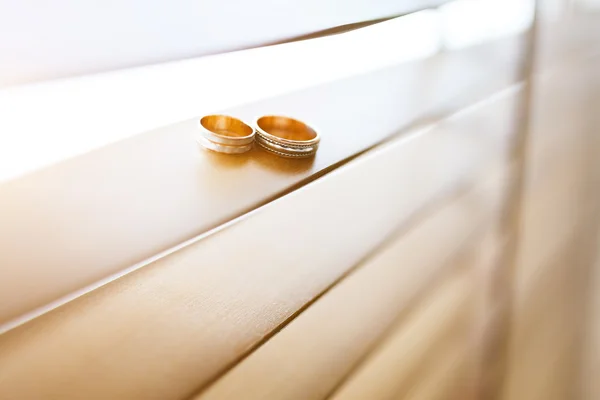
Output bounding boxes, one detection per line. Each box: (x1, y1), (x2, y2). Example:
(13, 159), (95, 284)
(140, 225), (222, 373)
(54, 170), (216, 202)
(254, 115), (320, 158)
(198, 115), (255, 154)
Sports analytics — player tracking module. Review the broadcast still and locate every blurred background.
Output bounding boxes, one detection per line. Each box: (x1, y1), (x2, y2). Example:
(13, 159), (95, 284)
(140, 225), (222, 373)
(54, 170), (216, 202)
(0, 0), (599, 399)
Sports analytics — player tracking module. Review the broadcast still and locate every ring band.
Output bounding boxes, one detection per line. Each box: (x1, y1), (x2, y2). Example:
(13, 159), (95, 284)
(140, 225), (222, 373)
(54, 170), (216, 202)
(254, 115), (320, 158)
(255, 135), (317, 157)
(198, 115), (255, 154)
(197, 136), (253, 154)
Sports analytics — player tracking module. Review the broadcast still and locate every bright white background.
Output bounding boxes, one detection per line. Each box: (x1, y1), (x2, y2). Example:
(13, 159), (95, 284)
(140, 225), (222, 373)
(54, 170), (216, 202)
(0, 0), (447, 87)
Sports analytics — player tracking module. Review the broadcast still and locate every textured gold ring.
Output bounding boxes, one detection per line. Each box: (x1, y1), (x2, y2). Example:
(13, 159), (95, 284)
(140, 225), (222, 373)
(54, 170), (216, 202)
(254, 115), (320, 158)
(198, 115), (255, 154)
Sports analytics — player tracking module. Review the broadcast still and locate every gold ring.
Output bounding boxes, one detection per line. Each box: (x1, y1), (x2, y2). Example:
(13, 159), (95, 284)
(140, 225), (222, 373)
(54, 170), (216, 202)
(198, 115), (255, 154)
(254, 115), (320, 158)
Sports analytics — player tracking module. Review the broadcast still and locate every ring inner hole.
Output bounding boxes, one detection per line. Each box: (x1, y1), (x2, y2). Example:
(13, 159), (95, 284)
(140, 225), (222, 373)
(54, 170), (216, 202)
(201, 115), (252, 138)
(257, 116), (316, 141)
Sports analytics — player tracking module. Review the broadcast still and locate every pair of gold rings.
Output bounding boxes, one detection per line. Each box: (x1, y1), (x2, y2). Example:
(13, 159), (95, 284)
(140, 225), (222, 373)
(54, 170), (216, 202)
(198, 114), (320, 158)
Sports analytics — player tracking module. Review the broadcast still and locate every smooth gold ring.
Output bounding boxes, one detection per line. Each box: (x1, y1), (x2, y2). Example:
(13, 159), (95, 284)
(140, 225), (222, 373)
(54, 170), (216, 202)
(254, 115), (320, 158)
(198, 115), (255, 154)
